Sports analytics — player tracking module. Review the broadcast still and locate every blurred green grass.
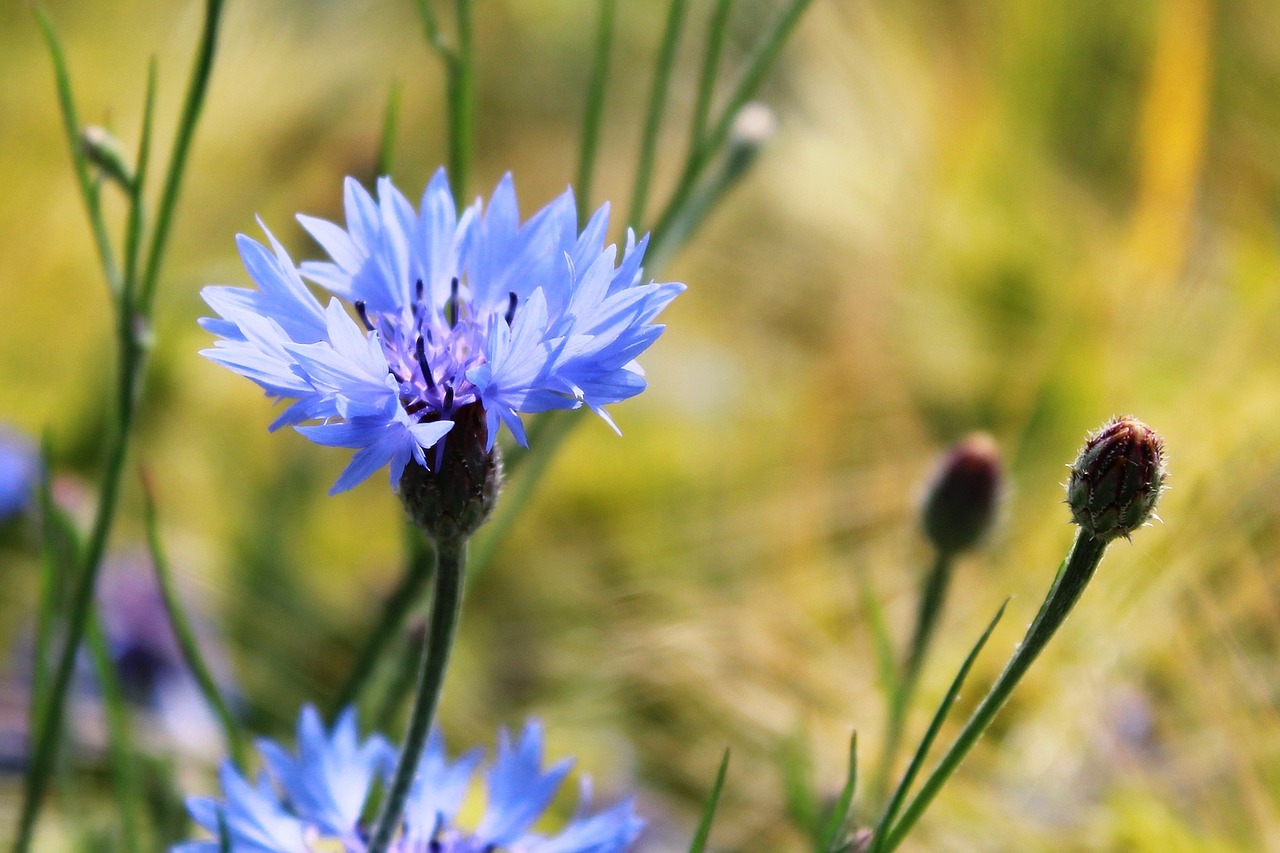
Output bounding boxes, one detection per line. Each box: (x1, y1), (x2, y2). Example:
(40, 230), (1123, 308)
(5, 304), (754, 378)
(4, 0), (1280, 850)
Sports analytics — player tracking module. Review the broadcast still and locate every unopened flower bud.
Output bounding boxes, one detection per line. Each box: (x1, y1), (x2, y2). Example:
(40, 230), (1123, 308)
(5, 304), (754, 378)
(726, 101), (777, 177)
(1067, 416), (1165, 541)
(921, 433), (1003, 555)
(80, 125), (134, 190)
(398, 402), (502, 543)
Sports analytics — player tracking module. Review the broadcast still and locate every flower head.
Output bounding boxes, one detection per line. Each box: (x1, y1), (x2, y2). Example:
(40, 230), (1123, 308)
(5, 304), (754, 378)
(1066, 416), (1166, 541)
(175, 707), (643, 853)
(202, 171), (682, 501)
(920, 433), (1003, 555)
(0, 426), (37, 523)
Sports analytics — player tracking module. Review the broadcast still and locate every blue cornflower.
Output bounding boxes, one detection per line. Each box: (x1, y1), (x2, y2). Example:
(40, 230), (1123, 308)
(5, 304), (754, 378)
(174, 706), (644, 852)
(201, 170), (682, 496)
(0, 427), (37, 522)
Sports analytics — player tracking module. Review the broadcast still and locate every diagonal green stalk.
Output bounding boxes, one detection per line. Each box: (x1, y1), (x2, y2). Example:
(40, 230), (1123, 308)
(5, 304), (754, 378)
(448, 0), (474, 204)
(648, 0), (812, 257)
(871, 551), (954, 807)
(35, 10), (121, 298)
(689, 748), (731, 853)
(628, 0), (690, 229)
(575, 0), (618, 227)
(366, 537), (468, 853)
(869, 601), (1008, 853)
(376, 80), (403, 180)
(690, 0), (735, 153)
(138, 0), (226, 316)
(143, 480), (246, 767)
(819, 732), (858, 853)
(877, 530), (1109, 851)
(14, 6), (225, 849)
(86, 614), (143, 853)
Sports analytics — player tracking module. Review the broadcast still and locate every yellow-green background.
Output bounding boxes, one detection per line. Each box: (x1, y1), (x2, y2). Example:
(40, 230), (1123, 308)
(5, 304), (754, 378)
(3, 0), (1279, 850)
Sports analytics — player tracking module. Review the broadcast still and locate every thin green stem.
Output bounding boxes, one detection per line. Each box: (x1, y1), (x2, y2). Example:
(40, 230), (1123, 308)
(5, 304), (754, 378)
(366, 538), (468, 853)
(139, 0), (226, 317)
(576, 0), (618, 227)
(414, 0), (447, 55)
(690, 0), (735, 152)
(376, 80), (403, 179)
(629, 0), (690, 229)
(143, 480), (246, 767)
(35, 10), (121, 298)
(869, 601), (1008, 853)
(86, 615), (143, 853)
(872, 551), (954, 806)
(13, 6), (224, 848)
(332, 528), (434, 712)
(649, 0), (812, 255)
(878, 531), (1109, 851)
(448, 0), (474, 207)
(15, 348), (141, 853)
(122, 61), (157, 307)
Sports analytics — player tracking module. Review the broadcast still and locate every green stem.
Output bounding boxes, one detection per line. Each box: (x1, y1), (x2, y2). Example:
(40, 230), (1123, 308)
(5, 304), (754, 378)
(877, 531), (1109, 851)
(628, 0), (690, 229)
(86, 614), (143, 853)
(138, 0), (225, 317)
(576, 0), (618, 227)
(144, 482), (246, 767)
(35, 9), (122, 298)
(648, 0), (812, 256)
(690, 0), (735, 152)
(366, 537), (468, 853)
(872, 551), (954, 806)
(14, 344), (142, 853)
(447, 0), (474, 207)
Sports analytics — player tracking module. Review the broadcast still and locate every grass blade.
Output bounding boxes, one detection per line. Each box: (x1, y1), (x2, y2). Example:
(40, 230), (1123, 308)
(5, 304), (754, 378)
(34, 8), (121, 297)
(689, 748), (731, 853)
(376, 80), (402, 179)
(820, 732), (859, 853)
(869, 600), (1009, 852)
(628, 0), (691, 229)
(576, 0), (618, 226)
(142, 475), (246, 767)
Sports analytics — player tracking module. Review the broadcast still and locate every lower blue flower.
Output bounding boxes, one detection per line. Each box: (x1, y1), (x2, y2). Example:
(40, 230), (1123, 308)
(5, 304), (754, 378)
(174, 706), (643, 852)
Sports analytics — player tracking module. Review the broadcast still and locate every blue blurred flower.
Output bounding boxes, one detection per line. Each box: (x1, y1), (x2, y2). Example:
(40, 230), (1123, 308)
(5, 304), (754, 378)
(175, 707), (643, 852)
(202, 171), (682, 493)
(0, 427), (37, 521)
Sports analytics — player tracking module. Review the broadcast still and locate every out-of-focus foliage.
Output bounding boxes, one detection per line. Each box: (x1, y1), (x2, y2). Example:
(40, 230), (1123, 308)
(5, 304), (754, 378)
(2, 0), (1279, 850)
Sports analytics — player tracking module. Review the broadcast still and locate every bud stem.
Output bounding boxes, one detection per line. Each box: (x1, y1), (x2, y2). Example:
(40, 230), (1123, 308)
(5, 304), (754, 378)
(367, 536), (467, 853)
(873, 551), (955, 807)
(874, 530), (1108, 852)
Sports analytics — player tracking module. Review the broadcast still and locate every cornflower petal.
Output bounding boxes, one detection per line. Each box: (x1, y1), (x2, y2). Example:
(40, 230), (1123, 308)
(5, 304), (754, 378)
(201, 171), (678, 494)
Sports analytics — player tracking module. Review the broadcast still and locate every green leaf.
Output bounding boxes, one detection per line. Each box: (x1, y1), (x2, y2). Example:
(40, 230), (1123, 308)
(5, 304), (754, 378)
(689, 748), (731, 853)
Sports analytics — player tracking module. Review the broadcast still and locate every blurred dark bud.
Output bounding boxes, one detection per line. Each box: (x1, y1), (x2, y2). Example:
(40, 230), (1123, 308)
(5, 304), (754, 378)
(1067, 416), (1166, 542)
(725, 101), (777, 178)
(921, 433), (1003, 556)
(399, 402), (502, 544)
(80, 125), (134, 191)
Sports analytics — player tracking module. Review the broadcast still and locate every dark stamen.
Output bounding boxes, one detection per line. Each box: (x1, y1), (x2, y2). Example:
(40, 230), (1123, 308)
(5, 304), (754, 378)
(442, 385), (454, 411)
(415, 278), (425, 301)
(505, 291), (518, 326)
(389, 367), (406, 383)
(447, 277), (460, 328)
(415, 335), (436, 390)
(353, 300), (374, 332)
(405, 399), (428, 416)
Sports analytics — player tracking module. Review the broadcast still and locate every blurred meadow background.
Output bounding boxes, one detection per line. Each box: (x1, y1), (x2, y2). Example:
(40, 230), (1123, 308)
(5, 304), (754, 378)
(3, 0), (1280, 850)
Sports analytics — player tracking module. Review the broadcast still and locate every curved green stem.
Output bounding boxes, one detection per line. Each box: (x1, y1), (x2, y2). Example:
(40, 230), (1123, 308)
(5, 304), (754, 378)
(876, 531), (1109, 851)
(366, 537), (468, 853)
